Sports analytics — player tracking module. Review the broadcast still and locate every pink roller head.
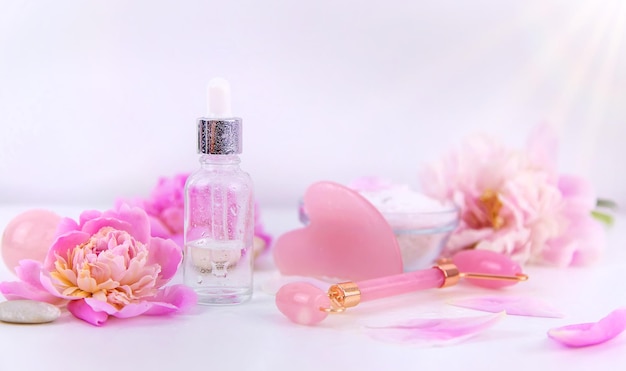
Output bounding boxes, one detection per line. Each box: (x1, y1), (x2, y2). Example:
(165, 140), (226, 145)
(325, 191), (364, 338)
(452, 249), (525, 289)
(276, 282), (331, 325)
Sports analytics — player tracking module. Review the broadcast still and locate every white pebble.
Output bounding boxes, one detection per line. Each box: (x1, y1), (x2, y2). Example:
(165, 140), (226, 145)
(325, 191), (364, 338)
(0, 300), (61, 324)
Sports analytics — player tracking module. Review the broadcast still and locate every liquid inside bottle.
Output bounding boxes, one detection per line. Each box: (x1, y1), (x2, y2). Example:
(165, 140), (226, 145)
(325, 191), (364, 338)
(184, 154), (254, 305)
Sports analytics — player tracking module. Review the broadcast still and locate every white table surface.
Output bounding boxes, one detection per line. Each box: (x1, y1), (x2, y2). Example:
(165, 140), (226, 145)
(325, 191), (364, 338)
(1, 205), (625, 371)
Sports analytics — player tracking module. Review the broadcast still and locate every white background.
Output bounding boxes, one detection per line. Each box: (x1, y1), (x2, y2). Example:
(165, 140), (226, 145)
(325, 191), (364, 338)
(1, 0), (625, 209)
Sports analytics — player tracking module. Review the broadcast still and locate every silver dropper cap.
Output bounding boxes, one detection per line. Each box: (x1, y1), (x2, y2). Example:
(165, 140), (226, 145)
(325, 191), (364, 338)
(197, 78), (242, 155)
(197, 118), (242, 154)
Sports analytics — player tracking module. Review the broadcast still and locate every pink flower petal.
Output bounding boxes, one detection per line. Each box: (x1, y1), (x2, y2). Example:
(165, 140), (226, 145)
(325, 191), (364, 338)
(147, 215), (172, 239)
(15, 260), (47, 291)
(55, 217), (79, 237)
(169, 234), (184, 249)
(43, 231), (90, 270)
(67, 299), (109, 326)
(542, 215), (605, 267)
(568, 217), (606, 266)
(160, 207), (184, 234)
(83, 298), (119, 315)
(143, 302), (177, 315)
(147, 237), (182, 284)
(448, 296), (564, 318)
(547, 308), (626, 347)
(365, 312), (505, 345)
(0, 281), (61, 304)
(82, 205), (151, 244)
(83, 297), (152, 319)
(39, 272), (81, 301)
(558, 175), (596, 213)
(110, 204), (151, 244)
(83, 286), (197, 319)
(81, 217), (135, 240)
(111, 301), (153, 318)
(0, 260), (64, 304)
(145, 285), (198, 315)
(78, 210), (103, 226)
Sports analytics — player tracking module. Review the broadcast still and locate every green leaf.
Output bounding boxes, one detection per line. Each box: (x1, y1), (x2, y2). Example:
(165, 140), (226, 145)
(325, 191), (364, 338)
(591, 210), (614, 227)
(596, 198), (618, 210)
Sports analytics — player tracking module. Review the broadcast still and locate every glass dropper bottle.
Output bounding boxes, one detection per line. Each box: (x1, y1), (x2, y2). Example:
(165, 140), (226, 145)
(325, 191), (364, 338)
(183, 78), (254, 305)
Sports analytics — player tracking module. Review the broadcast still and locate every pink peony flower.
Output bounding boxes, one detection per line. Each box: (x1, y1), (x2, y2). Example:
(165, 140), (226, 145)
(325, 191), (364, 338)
(117, 173), (272, 252)
(0, 205), (197, 326)
(419, 124), (605, 266)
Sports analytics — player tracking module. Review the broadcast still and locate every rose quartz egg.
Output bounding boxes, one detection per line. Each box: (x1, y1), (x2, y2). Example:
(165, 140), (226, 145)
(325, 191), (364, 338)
(1, 209), (61, 274)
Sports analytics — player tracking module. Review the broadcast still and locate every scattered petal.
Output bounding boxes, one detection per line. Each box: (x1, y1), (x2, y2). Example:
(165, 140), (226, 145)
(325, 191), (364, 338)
(365, 312), (505, 345)
(547, 308), (626, 347)
(448, 296), (564, 318)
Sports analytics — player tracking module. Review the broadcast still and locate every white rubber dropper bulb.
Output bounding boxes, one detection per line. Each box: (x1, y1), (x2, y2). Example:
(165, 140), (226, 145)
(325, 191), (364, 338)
(207, 78), (232, 118)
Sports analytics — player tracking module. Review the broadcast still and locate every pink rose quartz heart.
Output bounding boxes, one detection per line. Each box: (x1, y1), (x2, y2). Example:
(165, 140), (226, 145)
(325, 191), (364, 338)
(273, 181), (403, 281)
(1, 209), (62, 274)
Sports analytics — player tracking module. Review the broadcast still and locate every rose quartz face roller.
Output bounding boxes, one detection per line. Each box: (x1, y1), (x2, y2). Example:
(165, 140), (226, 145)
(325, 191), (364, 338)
(275, 249), (528, 326)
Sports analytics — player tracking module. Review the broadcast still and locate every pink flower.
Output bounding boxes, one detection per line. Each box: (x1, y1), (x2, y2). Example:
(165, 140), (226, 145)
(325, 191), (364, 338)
(419, 124), (604, 266)
(0, 205), (197, 326)
(118, 173), (272, 252)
